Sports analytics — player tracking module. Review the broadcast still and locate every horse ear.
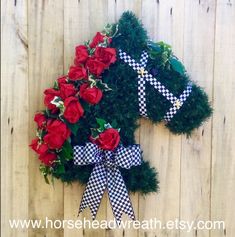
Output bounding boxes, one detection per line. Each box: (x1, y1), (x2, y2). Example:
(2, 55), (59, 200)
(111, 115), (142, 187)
(112, 11), (148, 56)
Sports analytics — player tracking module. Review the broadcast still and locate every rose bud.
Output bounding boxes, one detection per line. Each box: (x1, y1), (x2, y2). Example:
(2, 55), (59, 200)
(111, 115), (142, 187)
(86, 58), (106, 76)
(30, 138), (48, 155)
(63, 97), (84, 124)
(34, 113), (46, 128)
(43, 133), (66, 149)
(74, 45), (89, 65)
(39, 152), (57, 166)
(57, 76), (68, 86)
(44, 88), (61, 112)
(68, 65), (87, 81)
(92, 128), (120, 151)
(59, 83), (77, 99)
(94, 47), (116, 68)
(79, 83), (102, 105)
(46, 119), (71, 140)
(89, 32), (112, 48)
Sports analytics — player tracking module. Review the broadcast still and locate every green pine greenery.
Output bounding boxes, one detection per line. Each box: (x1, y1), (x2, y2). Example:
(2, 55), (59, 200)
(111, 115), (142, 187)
(52, 11), (212, 194)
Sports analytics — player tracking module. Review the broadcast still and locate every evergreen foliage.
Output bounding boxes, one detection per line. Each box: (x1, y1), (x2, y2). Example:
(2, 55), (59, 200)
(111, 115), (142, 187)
(53, 12), (212, 194)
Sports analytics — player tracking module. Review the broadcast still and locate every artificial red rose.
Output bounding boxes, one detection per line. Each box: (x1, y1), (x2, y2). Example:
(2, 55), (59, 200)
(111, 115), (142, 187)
(39, 152), (57, 166)
(86, 58), (106, 76)
(46, 119), (71, 140)
(93, 128), (120, 151)
(79, 83), (102, 105)
(44, 133), (66, 149)
(34, 113), (46, 128)
(30, 138), (48, 155)
(74, 45), (89, 65)
(63, 97), (84, 124)
(57, 76), (68, 86)
(68, 65), (87, 81)
(90, 32), (111, 48)
(59, 83), (77, 99)
(94, 47), (116, 67)
(44, 88), (60, 111)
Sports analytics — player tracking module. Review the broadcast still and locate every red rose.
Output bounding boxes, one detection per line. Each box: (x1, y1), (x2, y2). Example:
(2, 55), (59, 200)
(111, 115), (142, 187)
(68, 65), (87, 81)
(63, 97), (84, 123)
(57, 76), (68, 86)
(94, 47), (116, 67)
(30, 138), (48, 155)
(47, 119), (71, 140)
(80, 83), (102, 105)
(34, 113), (46, 128)
(39, 152), (57, 166)
(44, 88), (60, 112)
(93, 128), (120, 151)
(86, 58), (106, 76)
(44, 133), (66, 149)
(74, 45), (89, 65)
(90, 32), (111, 48)
(59, 83), (77, 99)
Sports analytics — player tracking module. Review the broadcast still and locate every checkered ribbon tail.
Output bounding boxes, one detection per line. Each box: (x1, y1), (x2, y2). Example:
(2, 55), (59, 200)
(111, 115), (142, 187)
(118, 49), (192, 122)
(73, 143), (142, 223)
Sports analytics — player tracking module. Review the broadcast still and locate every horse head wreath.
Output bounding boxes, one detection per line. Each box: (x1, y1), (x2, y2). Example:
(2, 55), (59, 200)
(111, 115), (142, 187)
(30, 12), (212, 222)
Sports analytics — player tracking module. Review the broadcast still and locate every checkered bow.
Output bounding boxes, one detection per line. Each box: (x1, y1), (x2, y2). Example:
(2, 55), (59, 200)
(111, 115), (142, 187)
(73, 142), (142, 223)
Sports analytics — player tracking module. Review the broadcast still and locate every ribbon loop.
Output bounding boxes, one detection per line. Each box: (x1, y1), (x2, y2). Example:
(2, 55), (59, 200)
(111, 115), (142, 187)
(73, 143), (142, 223)
(115, 144), (142, 169)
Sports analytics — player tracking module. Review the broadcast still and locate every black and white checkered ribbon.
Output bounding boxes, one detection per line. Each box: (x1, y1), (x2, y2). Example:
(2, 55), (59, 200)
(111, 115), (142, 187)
(73, 142), (142, 223)
(119, 49), (192, 122)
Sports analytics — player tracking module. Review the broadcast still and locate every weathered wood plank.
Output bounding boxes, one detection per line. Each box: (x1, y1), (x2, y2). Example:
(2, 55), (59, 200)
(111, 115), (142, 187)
(180, 1), (215, 237)
(28, 1), (64, 236)
(139, 0), (184, 237)
(2, 1), (235, 237)
(1, 0), (29, 236)
(211, 0), (235, 236)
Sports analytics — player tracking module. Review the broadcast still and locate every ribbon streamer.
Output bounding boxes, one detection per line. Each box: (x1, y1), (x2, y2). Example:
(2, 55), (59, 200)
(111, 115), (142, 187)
(73, 143), (142, 223)
(118, 49), (192, 122)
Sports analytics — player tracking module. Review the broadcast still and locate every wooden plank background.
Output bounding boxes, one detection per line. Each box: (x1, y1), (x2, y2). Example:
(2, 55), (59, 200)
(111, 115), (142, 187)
(1, 0), (235, 237)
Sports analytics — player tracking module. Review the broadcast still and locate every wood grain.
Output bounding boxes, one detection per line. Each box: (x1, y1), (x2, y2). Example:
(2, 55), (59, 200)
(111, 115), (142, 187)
(211, 0), (235, 236)
(1, 0), (235, 236)
(139, 1), (184, 236)
(28, 1), (64, 236)
(1, 0), (29, 236)
(180, 1), (215, 237)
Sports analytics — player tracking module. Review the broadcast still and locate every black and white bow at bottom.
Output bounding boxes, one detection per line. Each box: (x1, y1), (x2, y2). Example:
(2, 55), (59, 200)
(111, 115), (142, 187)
(73, 142), (142, 223)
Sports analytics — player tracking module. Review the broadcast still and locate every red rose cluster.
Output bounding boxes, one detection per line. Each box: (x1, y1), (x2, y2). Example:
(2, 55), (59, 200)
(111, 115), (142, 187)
(44, 76), (84, 123)
(30, 31), (117, 167)
(30, 115), (71, 166)
(69, 32), (116, 79)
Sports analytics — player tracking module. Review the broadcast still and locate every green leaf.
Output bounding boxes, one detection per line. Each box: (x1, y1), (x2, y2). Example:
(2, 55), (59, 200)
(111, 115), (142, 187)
(59, 140), (73, 161)
(44, 174), (50, 184)
(56, 164), (65, 174)
(147, 41), (162, 53)
(96, 118), (106, 131)
(66, 122), (79, 136)
(111, 119), (118, 129)
(53, 80), (59, 90)
(39, 165), (50, 184)
(169, 56), (185, 75)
